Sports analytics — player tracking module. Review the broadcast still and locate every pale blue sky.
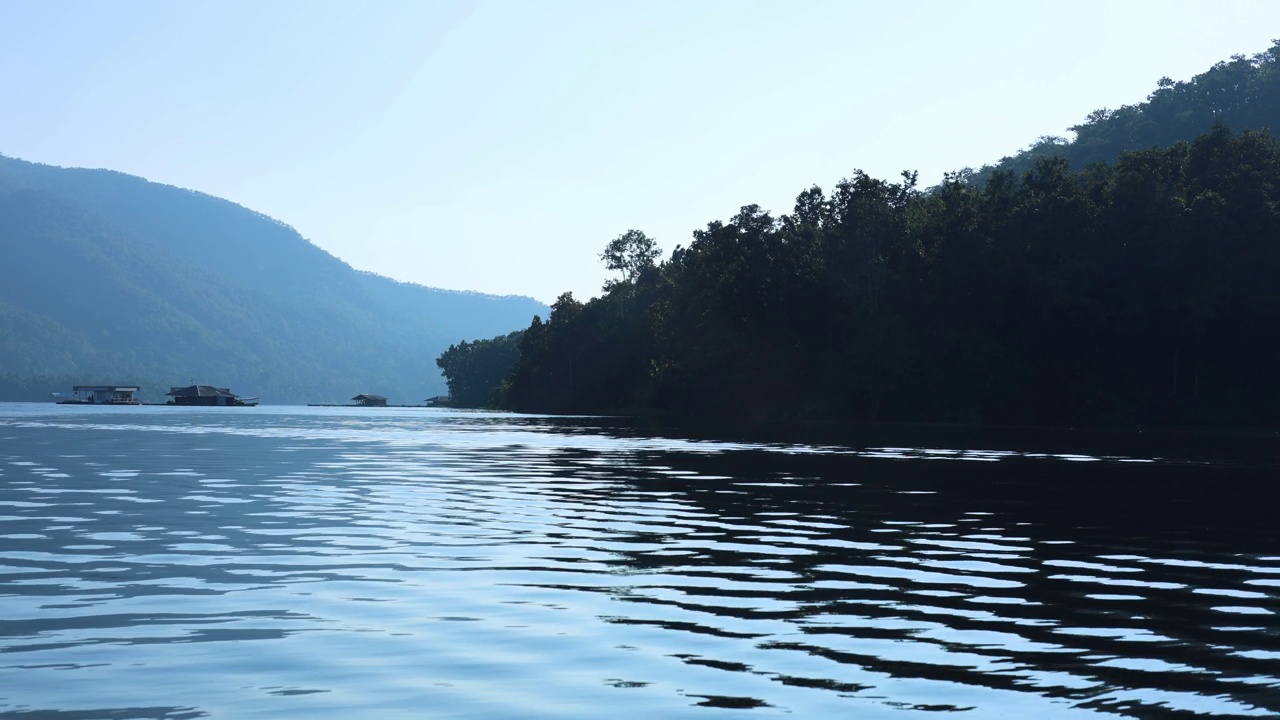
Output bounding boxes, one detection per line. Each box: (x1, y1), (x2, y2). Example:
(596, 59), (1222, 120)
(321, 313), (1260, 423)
(2, 1), (1278, 303)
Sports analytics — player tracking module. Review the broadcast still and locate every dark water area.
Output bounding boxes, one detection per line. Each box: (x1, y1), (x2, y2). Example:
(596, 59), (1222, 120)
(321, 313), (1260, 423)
(0, 404), (1277, 718)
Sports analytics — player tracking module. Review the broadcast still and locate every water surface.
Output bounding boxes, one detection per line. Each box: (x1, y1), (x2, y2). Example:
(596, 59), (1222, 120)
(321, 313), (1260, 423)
(1, 404), (1277, 718)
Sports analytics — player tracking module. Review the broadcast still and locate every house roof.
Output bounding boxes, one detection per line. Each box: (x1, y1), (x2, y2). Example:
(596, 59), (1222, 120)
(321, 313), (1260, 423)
(167, 385), (236, 398)
(73, 385), (140, 392)
(352, 393), (387, 401)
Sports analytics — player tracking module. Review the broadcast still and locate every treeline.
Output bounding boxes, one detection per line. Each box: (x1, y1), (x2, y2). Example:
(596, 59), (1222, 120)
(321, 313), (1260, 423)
(434, 331), (523, 408)
(440, 126), (1280, 426)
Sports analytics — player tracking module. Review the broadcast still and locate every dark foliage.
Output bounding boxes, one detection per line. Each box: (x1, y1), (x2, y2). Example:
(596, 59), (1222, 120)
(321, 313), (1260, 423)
(475, 126), (1280, 426)
(441, 47), (1280, 427)
(436, 331), (523, 408)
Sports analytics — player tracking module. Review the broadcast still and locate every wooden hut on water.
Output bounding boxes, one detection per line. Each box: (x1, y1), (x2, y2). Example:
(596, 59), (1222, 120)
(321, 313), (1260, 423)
(166, 385), (258, 406)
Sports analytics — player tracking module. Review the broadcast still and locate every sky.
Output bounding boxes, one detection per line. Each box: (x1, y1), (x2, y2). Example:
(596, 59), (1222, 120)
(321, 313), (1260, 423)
(2, 1), (1278, 304)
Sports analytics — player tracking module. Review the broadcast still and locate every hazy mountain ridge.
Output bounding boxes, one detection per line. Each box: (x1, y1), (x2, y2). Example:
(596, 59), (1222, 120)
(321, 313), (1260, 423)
(0, 155), (548, 403)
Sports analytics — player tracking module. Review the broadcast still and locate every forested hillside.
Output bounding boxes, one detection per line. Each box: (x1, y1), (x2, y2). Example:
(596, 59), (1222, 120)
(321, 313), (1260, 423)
(439, 44), (1280, 427)
(969, 41), (1280, 184)
(0, 156), (547, 403)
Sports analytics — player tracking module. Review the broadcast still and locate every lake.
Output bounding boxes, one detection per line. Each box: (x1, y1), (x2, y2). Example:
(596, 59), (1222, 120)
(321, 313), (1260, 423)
(0, 403), (1277, 718)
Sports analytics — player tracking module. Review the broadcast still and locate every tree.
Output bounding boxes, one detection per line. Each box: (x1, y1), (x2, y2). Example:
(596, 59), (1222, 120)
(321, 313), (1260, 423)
(600, 229), (660, 287)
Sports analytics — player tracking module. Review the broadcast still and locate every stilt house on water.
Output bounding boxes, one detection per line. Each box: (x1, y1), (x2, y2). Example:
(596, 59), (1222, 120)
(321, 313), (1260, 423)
(352, 394), (388, 407)
(166, 385), (259, 406)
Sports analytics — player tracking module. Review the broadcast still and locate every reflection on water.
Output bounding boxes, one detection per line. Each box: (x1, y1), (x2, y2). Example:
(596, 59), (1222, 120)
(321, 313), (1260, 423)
(0, 404), (1277, 718)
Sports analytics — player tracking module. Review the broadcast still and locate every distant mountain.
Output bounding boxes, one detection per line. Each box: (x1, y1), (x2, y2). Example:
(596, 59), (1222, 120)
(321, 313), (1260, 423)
(967, 41), (1280, 185)
(0, 155), (548, 404)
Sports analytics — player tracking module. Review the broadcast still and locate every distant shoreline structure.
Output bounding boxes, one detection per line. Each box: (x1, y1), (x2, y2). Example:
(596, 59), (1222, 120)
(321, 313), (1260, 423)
(50, 384), (259, 407)
(306, 403), (429, 408)
(306, 393), (450, 408)
(49, 386), (459, 408)
(166, 385), (258, 407)
(53, 385), (141, 405)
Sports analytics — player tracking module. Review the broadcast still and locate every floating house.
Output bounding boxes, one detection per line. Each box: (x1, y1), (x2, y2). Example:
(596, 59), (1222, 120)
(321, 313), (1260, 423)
(55, 385), (141, 405)
(166, 385), (259, 407)
(425, 395), (452, 407)
(352, 393), (388, 407)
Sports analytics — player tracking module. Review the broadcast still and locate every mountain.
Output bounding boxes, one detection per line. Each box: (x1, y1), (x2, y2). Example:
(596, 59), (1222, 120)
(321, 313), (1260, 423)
(0, 154), (548, 404)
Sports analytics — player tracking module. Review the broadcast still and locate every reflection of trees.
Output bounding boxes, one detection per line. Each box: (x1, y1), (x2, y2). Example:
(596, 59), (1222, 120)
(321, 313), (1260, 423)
(522, 439), (1280, 717)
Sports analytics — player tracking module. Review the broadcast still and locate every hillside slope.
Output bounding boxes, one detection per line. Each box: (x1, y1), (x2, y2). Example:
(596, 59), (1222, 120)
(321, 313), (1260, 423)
(0, 155), (547, 403)
(439, 43), (1280, 427)
(968, 41), (1280, 184)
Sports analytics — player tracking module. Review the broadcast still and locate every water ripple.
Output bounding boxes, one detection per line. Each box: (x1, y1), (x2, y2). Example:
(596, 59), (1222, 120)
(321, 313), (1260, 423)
(0, 405), (1277, 718)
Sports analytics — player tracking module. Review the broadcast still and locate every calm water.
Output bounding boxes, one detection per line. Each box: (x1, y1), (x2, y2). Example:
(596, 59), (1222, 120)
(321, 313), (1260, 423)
(1, 404), (1278, 719)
